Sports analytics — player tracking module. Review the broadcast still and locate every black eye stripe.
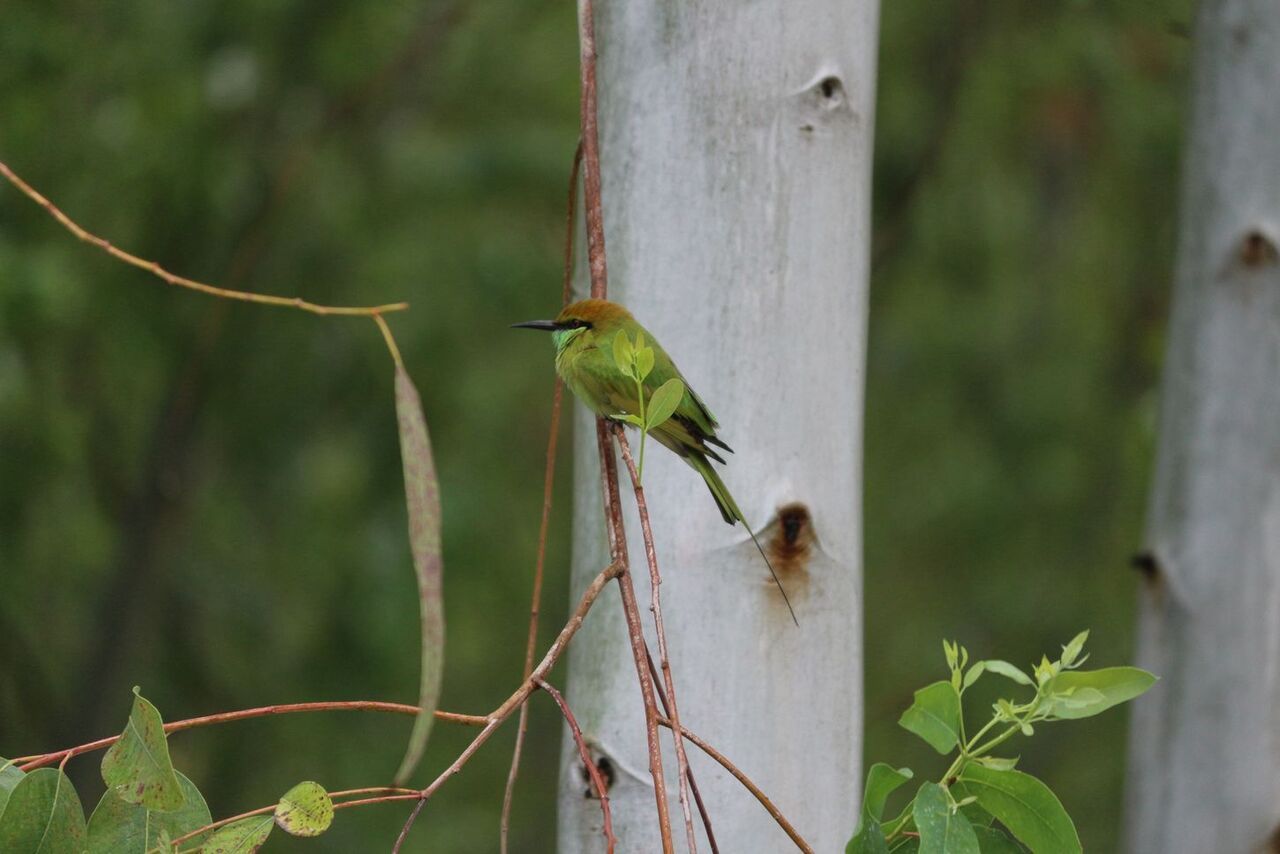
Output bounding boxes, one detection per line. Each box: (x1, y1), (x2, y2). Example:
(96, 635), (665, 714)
(564, 319), (592, 330)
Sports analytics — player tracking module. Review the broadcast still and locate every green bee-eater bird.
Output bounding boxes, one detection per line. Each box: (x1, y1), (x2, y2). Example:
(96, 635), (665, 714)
(514, 298), (797, 624)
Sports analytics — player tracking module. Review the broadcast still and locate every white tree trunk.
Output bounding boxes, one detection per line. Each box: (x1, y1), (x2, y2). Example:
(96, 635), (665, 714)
(557, 2), (878, 851)
(1124, 2), (1280, 851)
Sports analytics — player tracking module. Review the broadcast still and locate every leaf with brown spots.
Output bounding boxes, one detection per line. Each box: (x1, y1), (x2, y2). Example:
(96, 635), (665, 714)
(391, 366), (446, 785)
(273, 781), (332, 837)
(101, 687), (185, 812)
(0, 768), (86, 852)
(200, 814), (274, 853)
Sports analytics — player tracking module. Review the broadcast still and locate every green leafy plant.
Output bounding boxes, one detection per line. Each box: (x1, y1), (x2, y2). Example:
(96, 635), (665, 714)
(848, 632), (1156, 854)
(0, 688), (349, 853)
(611, 329), (685, 483)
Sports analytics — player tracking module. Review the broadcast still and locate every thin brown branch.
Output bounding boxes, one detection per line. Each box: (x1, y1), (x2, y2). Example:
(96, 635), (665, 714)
(0, 160), (409, 317)
(597, 419), (676, 853)
(169, 786), (421, 850)
(578, 0), (607, 298)
(615, 427), (699, 852)
(646, 648), (720, 853)
(657, 716), (814, 854)
(17, 701), (485, 772)
(393, 562), (623, 853)
(535, 678), (615, 853)
(499, 138), (584, 854)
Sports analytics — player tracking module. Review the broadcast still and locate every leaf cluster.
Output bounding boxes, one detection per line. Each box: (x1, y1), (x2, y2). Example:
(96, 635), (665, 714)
(848, 632), (1155, 854)
(0, 688), (335, 853)
(611, 329), (684, 481)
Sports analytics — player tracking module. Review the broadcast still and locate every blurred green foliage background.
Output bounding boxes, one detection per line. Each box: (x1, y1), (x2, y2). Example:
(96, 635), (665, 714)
(0, 0), (1190, 850)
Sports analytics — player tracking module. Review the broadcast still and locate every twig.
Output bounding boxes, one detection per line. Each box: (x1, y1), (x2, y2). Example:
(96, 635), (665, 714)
(656, 716), (814, 854)
(646, 648), (719, 853)
(0, 160), (408, 317)
(499, 139), (584, 853)
(374, 314), (405, 371)
(169, 786), (421, 849)
(392, 562), (624, 852)
(597, 420), (676, 853)
(615, 427), (699, 852)
(16, 701), (485, 772)
(535, 678), (615, 853)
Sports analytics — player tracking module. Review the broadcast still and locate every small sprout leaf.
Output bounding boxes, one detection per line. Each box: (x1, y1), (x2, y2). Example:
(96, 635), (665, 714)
(612, 331), (634, 376)
(646, 379), (685, 431)
(898, 682), (962, 754)
(636, 346), (656, 381)
(1060, 630), (1089, 667)
(962, 661), (986, 690)
(274, 781), (333, 837)
(982, 660), (1034, 687)
(101, 687), (185, 812)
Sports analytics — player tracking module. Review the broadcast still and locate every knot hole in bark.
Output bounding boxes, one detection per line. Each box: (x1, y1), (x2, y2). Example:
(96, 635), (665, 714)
(1130, 550), (1162, 588)
(816, 75), (845, 108)
(1240, 228), (1279, 268)
(768, 502), (815, 575)
(580, 753), (613, 798)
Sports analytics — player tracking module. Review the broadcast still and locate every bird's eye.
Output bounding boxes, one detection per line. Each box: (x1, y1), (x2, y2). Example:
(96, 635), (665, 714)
(567, 319), (592, 330)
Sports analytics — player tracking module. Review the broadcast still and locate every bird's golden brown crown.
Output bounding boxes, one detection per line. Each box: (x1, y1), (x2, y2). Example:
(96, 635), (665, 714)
(555, 298), (633, 329)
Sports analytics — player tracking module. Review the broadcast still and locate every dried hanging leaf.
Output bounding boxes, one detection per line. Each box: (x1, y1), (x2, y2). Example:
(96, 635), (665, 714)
(392, 366), (446, 785)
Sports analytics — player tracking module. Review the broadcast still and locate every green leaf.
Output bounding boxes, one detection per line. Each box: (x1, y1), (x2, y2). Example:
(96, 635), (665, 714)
(974, 756), (1018, 771)
(620, 414), (644, 427)
(274, 781), (333, 837)
(101, 687), (185, 811)
(0, 768), (86, 852)
(636, 346), (656, 381)
(898, 681), (963, 754)
(888, 839), (920, 853)
(847, 763), (913, 854)
(982, 661), (1033, 687)
(861, 764), (914, 823)
(611, 330), (634, 375)
(392, 367), (446, 785)
(913, 782), (979, 854)
(645, 378), (685, 431)
(1044, 667), (1157, 720)
(1059, 630), (1089, 668)
(962, 662), (986, 690)
(972, 826), (1030, 853)
(0, 758), (25, 820)
(200, 814), (274, 853)
(87, 771), (210, 853)
(957, 764), (1081, 854)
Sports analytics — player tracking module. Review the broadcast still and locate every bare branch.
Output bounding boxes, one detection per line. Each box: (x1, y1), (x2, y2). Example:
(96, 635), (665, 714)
(536, 678), (616, 853)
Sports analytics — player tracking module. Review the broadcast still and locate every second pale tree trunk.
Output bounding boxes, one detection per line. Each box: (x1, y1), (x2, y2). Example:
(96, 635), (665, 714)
(1124, 1), (1280, 851)
(557, 1), (879, 851)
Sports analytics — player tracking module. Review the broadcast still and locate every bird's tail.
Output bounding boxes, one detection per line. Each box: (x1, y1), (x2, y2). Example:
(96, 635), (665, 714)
(689, 454), (799, 626)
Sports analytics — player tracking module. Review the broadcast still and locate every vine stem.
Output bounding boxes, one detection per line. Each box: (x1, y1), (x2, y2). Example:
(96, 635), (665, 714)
(16, 702), (486, 772)
(0, 160), (409, 317)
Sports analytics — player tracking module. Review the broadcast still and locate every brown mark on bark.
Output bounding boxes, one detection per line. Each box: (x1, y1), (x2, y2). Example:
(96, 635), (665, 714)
(1240, 229), (1279, 269)
(767, 502), (815, 577)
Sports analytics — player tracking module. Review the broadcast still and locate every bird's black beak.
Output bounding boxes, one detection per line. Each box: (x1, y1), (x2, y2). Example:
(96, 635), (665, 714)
(510, 320), (561, 332)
